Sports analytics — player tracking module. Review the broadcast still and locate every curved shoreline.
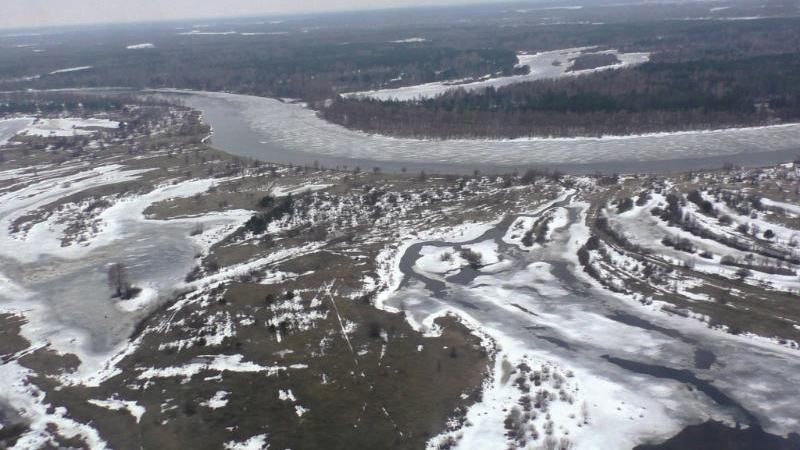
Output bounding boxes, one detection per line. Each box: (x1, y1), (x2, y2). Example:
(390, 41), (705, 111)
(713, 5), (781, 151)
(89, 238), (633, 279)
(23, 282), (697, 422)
(6, 88), (800, 174)
(170, 89), (800, 173)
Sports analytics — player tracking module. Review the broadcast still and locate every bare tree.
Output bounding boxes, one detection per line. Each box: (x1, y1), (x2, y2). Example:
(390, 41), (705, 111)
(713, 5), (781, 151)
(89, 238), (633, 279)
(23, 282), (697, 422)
(107, 262), (130, 298)
(459, 248), (483, 269)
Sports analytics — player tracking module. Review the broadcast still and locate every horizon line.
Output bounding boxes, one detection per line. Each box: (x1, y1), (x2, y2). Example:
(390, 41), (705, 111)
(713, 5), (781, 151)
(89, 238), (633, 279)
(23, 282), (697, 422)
(0, 0), (506, 33)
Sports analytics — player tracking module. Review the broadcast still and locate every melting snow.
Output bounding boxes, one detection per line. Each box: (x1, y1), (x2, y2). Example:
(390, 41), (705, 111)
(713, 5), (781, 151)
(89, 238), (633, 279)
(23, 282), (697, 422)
(224, 434), (269, 450)
(271, 183), (333, 197)
(278, 389), (296, 402)
(49, 66), (93, 75)
(201, 391), (230, 409)
(126, 43), (155, 49)
(391, 37), (428, 43)
(87, 398), (146, 423)
(19, 117), (120, 137)
(137, 354), (305, 382)
(345, 48), (649, 101)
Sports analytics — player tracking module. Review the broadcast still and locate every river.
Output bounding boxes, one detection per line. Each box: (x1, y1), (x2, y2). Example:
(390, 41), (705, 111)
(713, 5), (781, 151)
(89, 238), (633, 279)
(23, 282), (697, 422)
(172, 90), (800, 175)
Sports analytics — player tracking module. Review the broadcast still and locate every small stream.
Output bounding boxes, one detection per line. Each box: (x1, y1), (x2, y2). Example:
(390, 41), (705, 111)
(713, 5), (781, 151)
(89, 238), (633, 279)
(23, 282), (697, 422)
(387, 197), (800, 448)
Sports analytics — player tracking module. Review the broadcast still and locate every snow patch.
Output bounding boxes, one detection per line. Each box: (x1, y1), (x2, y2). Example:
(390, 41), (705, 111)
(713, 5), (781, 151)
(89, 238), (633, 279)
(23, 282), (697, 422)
(201, 391), (230, 409)
(225, 434), (269, 450)
(391, 37), (428, 43)
(137, 354), (306, 382)
(126, 43), (155, 50)
(271, 183), (333, 197)
(49, 66), (93, 75)
(345, 48), (649, 102)
(87, 398), (146, 423)
(19, 117), (120, 137)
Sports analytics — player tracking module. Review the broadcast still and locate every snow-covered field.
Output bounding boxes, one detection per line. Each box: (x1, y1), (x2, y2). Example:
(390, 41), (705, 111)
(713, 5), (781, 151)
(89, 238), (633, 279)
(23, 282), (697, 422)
(762, 198), (800, 216)
(376, 196), (800, 449)
(345, 48), (650, 101)
(605, 187), (800, 295)
(16, 117), (120, 137)
(0, 118), (35, 146)
(0, 163), (247, 337)
(178, 90), (800, 167)
(271, 183), (333, 197)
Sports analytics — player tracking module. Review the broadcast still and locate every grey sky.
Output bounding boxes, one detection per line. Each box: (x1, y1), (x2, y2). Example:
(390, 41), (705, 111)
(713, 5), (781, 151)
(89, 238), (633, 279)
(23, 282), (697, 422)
(0, 0), (500, 30)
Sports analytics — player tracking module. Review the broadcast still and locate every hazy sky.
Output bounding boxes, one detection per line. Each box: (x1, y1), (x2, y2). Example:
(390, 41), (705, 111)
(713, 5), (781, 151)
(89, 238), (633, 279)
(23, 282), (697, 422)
(0, 0), (500, 30)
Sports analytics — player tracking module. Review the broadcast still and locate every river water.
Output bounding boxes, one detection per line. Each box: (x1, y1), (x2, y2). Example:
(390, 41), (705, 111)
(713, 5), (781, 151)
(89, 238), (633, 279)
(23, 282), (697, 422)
(173, 90), (800, 175)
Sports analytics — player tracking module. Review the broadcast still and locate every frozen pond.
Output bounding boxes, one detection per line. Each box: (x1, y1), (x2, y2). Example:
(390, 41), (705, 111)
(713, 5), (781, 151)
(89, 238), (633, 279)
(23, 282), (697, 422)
(0, 166), (246, 380)
(174, 90), (800, 175)
(0, 224), (198, 353)
(381, 197), (800, 449)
